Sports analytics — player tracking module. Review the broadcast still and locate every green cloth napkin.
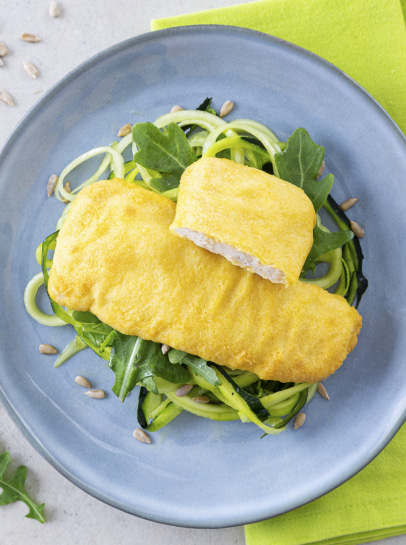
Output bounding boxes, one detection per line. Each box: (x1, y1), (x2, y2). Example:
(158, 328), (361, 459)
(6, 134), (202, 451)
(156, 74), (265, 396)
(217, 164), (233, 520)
(246, 424), (406, 545)
(152, 1), (406, 543)
(151, 0), (406, 136)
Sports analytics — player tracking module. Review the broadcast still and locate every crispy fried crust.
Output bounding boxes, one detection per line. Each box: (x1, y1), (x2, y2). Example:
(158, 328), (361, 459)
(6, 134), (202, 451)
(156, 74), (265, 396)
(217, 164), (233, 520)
(171, 158), (316, 285)
(48, 179), (362, 383)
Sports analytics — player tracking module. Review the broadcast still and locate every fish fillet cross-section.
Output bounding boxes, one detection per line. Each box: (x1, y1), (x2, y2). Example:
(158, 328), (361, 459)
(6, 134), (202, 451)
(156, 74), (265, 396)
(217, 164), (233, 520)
(48, 178), (362, 384)
(171, 157), (316, 285)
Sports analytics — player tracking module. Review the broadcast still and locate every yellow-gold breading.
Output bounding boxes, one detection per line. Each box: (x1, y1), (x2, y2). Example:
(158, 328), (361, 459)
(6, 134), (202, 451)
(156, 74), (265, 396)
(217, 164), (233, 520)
(171, 157), (316, 285)
(48, 178), (362, 384)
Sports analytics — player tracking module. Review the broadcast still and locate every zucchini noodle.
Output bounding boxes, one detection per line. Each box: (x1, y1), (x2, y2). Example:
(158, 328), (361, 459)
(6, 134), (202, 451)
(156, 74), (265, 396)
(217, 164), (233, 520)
(24, 272), (66, 327)
(54, 146), (125, 203)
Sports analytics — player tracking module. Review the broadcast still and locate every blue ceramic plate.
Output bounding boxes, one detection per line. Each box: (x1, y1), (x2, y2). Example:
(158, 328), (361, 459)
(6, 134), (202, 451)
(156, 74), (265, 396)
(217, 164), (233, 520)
(0, 26), (405, 528)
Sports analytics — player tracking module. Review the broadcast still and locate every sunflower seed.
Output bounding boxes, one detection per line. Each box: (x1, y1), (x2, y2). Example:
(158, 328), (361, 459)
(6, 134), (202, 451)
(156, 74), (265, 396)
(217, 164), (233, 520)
(39, 343), (58, 355)
(350, 220), (365, 238)
(49, 0), (61, 17)
(0, 43), (8, 57)
(23, 61), (39, 79)
(161, 343), (170, 355)
(0, 89), (14, 106)
(176, 384), (193, 397)
(75, 376), (92, 388)
(170, 105), (183, 113)
(117, 123), (131, 137)
(47, 174), (58, 196)
(294, 412), (306, 430)
(21, 33), (42, 43)
(219, 100), (234, 118)
(133, 428), (152, 444)
(317, 382), (330, 400)
(84, 389), (105, 399)
(340, 197), (358, 211)
(317, 160), (325, 180)
(192, 395), (210, 404)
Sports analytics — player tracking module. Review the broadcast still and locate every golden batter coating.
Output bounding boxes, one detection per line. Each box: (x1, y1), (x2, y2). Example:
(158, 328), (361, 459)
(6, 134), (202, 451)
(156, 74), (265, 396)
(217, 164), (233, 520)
(48, 179), (362, 383)
(171, 157), (316, 285)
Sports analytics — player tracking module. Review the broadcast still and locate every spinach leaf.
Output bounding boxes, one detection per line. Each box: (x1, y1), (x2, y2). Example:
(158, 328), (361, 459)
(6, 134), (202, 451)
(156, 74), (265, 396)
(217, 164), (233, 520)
(132, 122), (197, 180)
(0, 452), (45, 523)
(275, 128), (333, 213)
(109, 333), (191, 400)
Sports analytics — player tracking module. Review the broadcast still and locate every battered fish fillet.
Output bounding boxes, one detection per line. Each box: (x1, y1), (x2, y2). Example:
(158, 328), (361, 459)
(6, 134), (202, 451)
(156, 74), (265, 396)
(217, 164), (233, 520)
(48, 178), (362, 384)
(171, 157), (316, 285)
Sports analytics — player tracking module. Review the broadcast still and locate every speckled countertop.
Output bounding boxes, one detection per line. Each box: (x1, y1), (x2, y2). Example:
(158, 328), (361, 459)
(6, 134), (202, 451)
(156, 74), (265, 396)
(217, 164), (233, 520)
(0, 2), (405, 545)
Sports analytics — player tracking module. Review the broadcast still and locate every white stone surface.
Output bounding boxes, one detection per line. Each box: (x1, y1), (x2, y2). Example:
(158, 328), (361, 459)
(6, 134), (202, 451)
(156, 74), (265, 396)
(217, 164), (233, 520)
(0, 1), (405, 544)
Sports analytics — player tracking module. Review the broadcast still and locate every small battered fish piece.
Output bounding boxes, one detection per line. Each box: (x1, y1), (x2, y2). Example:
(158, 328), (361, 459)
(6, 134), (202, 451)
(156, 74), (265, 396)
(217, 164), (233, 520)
(171, 157), (316, 285)
(48, 179), (362, 384)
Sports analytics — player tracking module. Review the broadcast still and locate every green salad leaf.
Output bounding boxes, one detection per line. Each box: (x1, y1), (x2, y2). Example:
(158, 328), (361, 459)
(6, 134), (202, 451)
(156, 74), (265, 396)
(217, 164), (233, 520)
(275, 127), (333, 213)
(109, 333), (191, 400)
(182, 97), (217, 135)
(183, 355), (221, 386)
(149, 175), (180, 192)
(168, 349), (221, 386)
(196, 97), (216, 116)
(274, 129), (354, 273)
(303, 224), (354, 273)
(132, 122), (197, 180)
(0, 452), (45, 523)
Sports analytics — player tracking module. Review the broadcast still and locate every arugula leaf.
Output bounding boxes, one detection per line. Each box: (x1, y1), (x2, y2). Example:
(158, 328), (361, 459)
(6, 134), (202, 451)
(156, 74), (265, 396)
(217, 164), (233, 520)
(167, 348), (188, 364)
(303, 224), (354, 273)
(71, 310), (101, 323)
(54, 335), (87, 368)
(0, 452), (45, 523)
(182, 97), (217, 135)
(274, 129), (355, 274)
(132, 122), (197, 180)
(275, 128), (333, 212)
(182, 356), (221, 386)
(149, 175), (180, 192)
(196, 97), (216, 116)
(109, 334), (191, 400)
(167, 349), (221, 385)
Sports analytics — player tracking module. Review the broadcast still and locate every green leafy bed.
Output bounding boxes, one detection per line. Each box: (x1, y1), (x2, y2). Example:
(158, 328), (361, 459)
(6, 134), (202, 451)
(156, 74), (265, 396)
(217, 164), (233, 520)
(25, 98), (367, 440)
